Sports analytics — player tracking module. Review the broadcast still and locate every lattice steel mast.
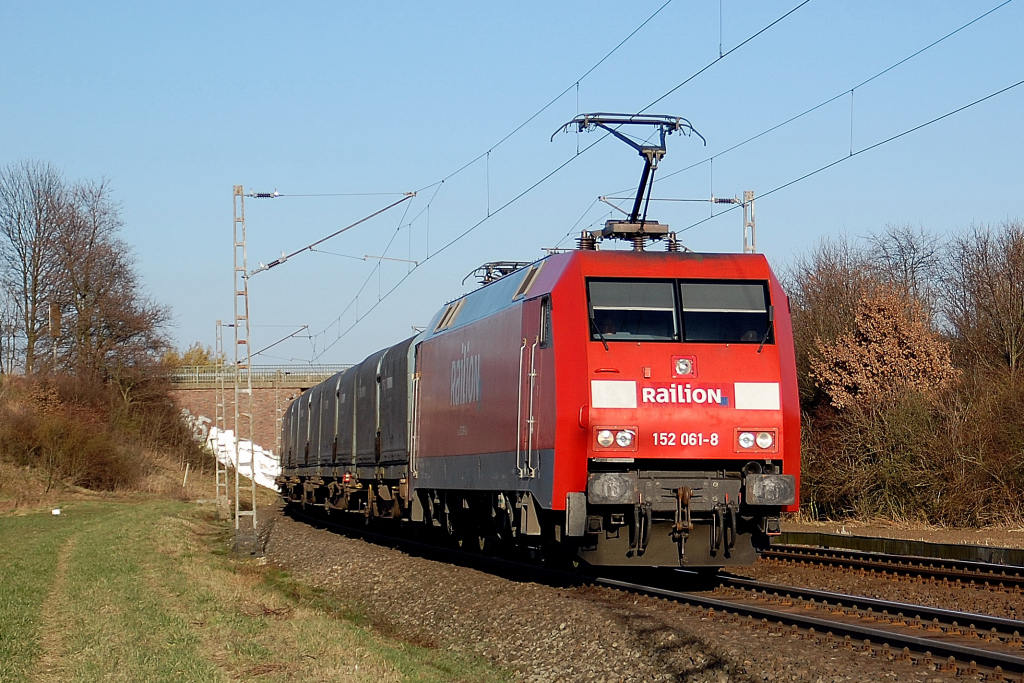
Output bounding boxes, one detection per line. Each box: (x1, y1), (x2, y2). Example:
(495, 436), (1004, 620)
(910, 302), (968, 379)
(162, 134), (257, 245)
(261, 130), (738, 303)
(232, 186), (257, 548)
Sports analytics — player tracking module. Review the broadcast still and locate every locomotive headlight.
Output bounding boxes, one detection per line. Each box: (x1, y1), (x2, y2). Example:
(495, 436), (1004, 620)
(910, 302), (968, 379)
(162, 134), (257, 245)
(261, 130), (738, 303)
(738, 431), (756, 449)
(674, 358), (693, 375)
(596, 430), (615, 448)
(756, 431), (774, 449)
(615, 430), (634, 448)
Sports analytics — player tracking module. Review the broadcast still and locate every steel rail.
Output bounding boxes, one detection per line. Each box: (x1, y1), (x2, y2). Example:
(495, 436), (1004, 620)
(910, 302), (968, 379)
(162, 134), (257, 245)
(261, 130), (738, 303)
(718, 574), (1024, 640)
(599, 577), (1024, 677)
(765, 545), (1024, 590)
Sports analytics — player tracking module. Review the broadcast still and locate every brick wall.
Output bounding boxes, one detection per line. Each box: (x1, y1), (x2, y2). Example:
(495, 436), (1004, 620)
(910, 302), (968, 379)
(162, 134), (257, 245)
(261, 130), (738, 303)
(171, 387), (304, 453)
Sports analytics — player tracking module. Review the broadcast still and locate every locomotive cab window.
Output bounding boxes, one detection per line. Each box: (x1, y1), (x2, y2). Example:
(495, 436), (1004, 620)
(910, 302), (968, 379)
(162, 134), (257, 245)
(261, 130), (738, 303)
(587, 280), (677, 342)
(679, 281), (772, 344)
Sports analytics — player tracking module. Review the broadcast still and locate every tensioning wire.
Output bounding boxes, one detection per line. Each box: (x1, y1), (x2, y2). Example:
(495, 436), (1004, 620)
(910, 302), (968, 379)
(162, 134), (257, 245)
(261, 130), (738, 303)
(674, 77), (1024, 234)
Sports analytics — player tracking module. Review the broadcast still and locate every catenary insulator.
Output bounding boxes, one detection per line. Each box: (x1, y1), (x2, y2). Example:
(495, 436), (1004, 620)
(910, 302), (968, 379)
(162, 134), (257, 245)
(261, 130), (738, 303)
(577, 231), (597, 250)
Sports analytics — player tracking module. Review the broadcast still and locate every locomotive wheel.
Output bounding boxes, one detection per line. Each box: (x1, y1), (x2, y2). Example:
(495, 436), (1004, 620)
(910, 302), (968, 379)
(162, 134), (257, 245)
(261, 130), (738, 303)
(467, 530), (487, 553)
(493, 493), (516, 542)
(441, 498), (456, 541)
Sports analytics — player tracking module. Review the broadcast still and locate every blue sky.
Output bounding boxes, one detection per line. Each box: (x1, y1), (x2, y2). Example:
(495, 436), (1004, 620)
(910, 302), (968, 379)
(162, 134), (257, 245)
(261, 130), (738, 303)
(2, 1), (1021, 364)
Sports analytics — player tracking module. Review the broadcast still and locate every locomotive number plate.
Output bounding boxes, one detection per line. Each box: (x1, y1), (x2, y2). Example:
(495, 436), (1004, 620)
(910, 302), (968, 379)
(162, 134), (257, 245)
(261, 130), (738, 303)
(653, 432), (720, 447)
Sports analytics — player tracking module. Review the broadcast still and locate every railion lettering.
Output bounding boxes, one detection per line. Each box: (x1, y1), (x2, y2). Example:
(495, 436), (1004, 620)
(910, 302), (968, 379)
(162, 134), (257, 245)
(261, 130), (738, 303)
(641, 384), (727, 406)
(450, 343), (481, 406)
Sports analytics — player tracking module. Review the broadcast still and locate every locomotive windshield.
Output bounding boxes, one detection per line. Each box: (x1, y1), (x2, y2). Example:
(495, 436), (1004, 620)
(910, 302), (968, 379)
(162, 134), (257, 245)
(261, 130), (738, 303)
(588, 280), (677, 341)
(587, 278), (772, 344)
(679, 281), (771, 343)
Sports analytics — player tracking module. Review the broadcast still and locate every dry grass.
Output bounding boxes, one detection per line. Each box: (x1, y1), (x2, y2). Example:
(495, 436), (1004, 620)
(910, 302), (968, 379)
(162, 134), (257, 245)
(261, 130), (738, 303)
(0, 498), (507, 683)
(0, 448), (215, 514)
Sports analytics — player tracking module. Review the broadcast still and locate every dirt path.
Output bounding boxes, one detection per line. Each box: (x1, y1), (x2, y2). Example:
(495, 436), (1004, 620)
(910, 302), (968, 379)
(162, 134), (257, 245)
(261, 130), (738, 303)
(30, 536), (77, 683)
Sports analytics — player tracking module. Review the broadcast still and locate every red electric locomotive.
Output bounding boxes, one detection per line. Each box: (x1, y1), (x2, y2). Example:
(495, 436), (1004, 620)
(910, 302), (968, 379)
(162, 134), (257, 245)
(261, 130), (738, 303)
(277, 114), (800, 568)
(277, 231), (799, 568)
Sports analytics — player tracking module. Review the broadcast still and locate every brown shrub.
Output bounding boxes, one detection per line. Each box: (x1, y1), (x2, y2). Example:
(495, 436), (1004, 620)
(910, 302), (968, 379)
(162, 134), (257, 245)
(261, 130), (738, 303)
(810, 289), (958, 409)
(801, 393), (939, 522)
(0, 371), (204, 494)
(785, 236), (875, 404)
(802, 375), (1024, 526)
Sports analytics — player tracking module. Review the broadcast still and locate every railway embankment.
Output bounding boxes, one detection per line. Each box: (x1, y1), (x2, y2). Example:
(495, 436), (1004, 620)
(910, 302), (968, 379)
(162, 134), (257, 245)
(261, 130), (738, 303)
(782, 518), (1024, 551)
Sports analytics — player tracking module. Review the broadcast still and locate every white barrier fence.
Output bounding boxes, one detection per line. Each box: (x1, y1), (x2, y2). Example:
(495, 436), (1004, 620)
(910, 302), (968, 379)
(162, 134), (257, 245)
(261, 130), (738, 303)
(205, 426), (281, 491)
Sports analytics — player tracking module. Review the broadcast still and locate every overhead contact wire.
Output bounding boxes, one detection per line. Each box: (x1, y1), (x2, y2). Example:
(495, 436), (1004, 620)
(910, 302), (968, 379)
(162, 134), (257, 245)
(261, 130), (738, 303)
(308, 180), (448, 356)
(614, 0), (1015, 195)
(413, 0), (675, 193)
(312, 1), (1013, 363)
(368, 0), (795, 265)
(310, 135), (611, 361)
(276, 192), (408, 197)
(639, 0), (813, 113)
(675, 77), (1024, 234)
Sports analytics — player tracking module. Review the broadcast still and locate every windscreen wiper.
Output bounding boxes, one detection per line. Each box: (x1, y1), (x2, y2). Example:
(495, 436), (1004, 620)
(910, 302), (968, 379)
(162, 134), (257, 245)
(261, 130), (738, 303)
(757, 305), (775, 354)
(588, 302), (609, 351)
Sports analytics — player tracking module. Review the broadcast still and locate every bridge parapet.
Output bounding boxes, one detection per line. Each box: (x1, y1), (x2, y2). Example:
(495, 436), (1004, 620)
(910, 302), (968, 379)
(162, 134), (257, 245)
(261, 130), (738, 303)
(168, 364), (350, 389)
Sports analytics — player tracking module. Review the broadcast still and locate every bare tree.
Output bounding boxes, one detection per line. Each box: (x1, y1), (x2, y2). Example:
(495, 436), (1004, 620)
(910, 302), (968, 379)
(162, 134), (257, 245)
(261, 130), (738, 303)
(784, 235), (878, 401)
(866, 223), (943, 318)
(0, 290), (19, 373)
(53, 179), (169, 381)
(942, 220), (1024, 374)
(162, 342), (216, 367)
(0, 161), (66, 373)
(0, 163), (169, 381)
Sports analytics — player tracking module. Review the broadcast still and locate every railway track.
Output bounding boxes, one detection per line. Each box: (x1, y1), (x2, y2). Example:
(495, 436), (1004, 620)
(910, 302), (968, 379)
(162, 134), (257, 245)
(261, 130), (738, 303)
(283, 506), (1024, 680)
(606, 573), (1024, 681)
(763, 544), (1024, 592)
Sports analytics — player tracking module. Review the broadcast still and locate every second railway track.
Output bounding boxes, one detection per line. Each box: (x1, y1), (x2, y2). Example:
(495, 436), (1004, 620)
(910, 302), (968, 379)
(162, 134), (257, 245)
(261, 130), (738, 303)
(763, 544), (1024, 592)
(605, 573), (1024, 681)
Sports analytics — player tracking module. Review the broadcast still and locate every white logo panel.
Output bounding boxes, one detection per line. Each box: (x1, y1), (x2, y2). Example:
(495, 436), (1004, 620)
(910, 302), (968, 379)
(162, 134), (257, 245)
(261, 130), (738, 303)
(734, 382), (780, 411)
(591, 380), (638, 409)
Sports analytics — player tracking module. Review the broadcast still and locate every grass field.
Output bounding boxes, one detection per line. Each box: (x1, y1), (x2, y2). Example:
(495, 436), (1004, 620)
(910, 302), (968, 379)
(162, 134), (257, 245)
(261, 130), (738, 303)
(0, 498), (508, 683)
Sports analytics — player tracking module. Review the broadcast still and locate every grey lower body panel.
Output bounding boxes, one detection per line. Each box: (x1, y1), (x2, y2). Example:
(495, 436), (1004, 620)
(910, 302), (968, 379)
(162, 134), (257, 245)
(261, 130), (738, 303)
(577, 520), (763, 567)
(414, 449), (555, 508)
